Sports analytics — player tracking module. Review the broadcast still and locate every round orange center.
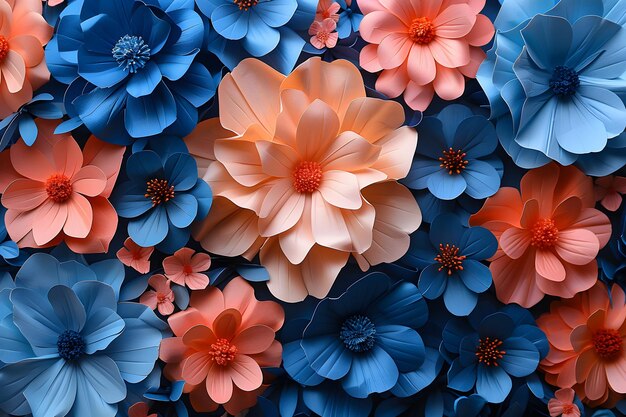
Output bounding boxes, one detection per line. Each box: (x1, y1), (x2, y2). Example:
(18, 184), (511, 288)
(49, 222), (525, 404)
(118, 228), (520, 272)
(233, 0), (257, 10)
(434, 243), (466, 275)
(182, 264), (193, 274)
(45, 174), (73, 203)
(439, 148), (468, 175)
(476, 337), (506, 366)
(562, 404), (576, 414)
(531, 218), (559, 249)
(0, 36), (9, 61)
(145, 179), (175, 207)
(293, 161), (323, 193)
(209, 338), (238, 366)
(316, 31), (330, 43)
(592, 328), (623, 360)
(409, 17), (435, 44)
(156, 293), (167, 303)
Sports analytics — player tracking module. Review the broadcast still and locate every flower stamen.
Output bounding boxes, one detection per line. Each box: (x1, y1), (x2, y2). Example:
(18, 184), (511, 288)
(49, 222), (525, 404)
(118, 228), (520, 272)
(530, 218), (559, 249)
(0, 36), (9, 61)
(434, 244), (466, 275)
(439, 148), (468, 175)
(145, 179), (175, 207)
(476, 337), (506, 366)
(293, 161), (323, 193)
(209, 338), (238, 366)
(409, 17), (435, 44)
(45, 174), (73, 203)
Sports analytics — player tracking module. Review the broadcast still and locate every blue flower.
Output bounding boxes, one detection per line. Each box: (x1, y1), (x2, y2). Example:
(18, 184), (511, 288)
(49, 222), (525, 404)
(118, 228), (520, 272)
(46, 0), (218, 144)
(0, 206), (19, 264)
(403, 105), (502, 201)
(0, 253), (166, 417)
(112, 150), (212, 253)
(335, 0), (362, 39)
(599, 209), (626, 283)
(402, 214), (497, 316)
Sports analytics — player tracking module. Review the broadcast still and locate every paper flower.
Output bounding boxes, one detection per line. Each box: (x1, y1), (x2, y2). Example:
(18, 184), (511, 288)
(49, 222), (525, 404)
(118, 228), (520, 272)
(116, 237), (154, 274)
(309, 18), (338, 49)
(548, 389), (581, 417)
(403, 104), (502, 200)
(140, 274), (175, 316)
(0, 0), (53, 119)
(594, 176), (626, 212)
(159, 277), (284, 415)
(598, 209), (626, 282)
(185, 57), (421, 302)
(128, 402), (157, 417)
(316, 0), (340, 22)
(163, 247), (211, 290)
(538, 282), (626, 407)
(470, 163), (612, 307)
(112, 150), (212, 253)
(0, 205), (18, 263)
(0, 119), (124, 253)
(0, 253), (165, 417)
(403, 213), (497, 316)
(358, 0), (494, 110)
(45, 0), (218, 144)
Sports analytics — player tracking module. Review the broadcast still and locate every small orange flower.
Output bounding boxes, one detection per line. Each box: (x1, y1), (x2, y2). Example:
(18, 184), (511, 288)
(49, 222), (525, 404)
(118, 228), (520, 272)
(140, 274), (175, 316)
(594, 175), (626, 212)
(117, 237), (154, 274)
(548, 388), (580, 417)
(163, 247), (211, 290)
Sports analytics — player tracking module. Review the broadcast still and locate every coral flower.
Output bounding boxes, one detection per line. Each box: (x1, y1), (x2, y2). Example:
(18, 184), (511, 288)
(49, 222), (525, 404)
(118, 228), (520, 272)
(159, 277), (284, 415)
(548, 388), (580, 417)
(0, 0), (52, 119)
(0, 119), (124, 253)
(117, 237), (154, 274)
(309, 18), (339, 49)
(316, 0), (340, 22)
(538, 283), (626, 407)
(594, 176), (626, 212)
(129, 402), (157, 417)
(163, 247), (212, 290)
(358, 0), (494, 110)
(185, 57), (420, 302)
(140, 274), (176, 316)
(470, 163), (611, 307)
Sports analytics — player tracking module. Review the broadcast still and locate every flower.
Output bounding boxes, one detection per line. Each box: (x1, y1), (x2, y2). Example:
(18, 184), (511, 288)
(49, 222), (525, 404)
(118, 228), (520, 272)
(402, 213), (497, 316)
(403, 104), (502, 200)
(162, 247), (211, 290)
(128, 402), (157, 417)
(358, 0), (494, 110)
(538, 282), (626, 407)
(0, 0), (53, 119)
(443, 303), (548, 403)
(316, 0), (340, 22)
(185, 57), (421, 302)
(469, 163), (612, 307)
(598, 210), (626, 282)
(159, 277), (284, 415)
(0, 119), (124, 253)
(0, 206), (18, 263)
(595, 176), (626, 212)
(0, 253), (165, 417)
(309, 18), (338, 49)
(548, 388), (581, 417)
(112, 150), (213, 253)
(45, 0), (217, 143)
(117, 237), (154, 274)
(140, 274), (175, 316)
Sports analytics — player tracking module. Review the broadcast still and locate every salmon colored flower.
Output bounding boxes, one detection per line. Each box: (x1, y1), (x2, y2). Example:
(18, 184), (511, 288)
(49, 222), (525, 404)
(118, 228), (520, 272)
(117, 237), (154, 274)
(548, 388), (580, 417)
(316, 0), (340, 22)
(128, 402), (157, 417)
(140, 274), (175, 316)
(309, 18), (338, 49)
(538, 283), (626, 407)
(358, 0), (494, 111)
(159, 277), (284, 415)
(185, 57), (420, 302)
(470, 163), (611, 307)
(0, 120), (124, 253)
(163, 247), (212, 290)
(0, 0), (53, 118)
(594, 176), (626, 212)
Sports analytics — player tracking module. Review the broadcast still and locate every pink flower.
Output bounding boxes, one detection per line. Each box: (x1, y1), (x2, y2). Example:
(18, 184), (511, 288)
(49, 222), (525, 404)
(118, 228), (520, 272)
(594, 175), (626, 212)
(548, 389), (580, 417)
(128, 402), (157, 417)
(316, 0), (340, 22)
(117, 237), (154, 274)
(358, 0), (494, 111)
(309, 18), (338, 49)
(140, 274), (175, 316)
(163, 247), (212, 290)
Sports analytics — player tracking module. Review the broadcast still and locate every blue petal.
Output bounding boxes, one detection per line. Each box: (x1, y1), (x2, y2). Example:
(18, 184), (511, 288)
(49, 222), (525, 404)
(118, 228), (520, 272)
(82, 308), (125, 354)
(77, 46), (128, 88)
(459, 226), (498, 260)
(74, 86), (128, 141)
(512, 324), (549, 358)
(499, 337), (540, 377)
(429, 213), (465, 246)
(416, 117), (448, 158)
(243, 12), (280, 57)
(127, 150), (164, 181)
(402, 232), (438, 270)
(463, 160), (500, 200)
(48, 285), (87, 332)
(436, 104), (474, 142)
(459, 260), (492, 294)
(283, 340), (326, 386)
(459, 334), (480, 366)
(443, 278), (478, 316)
(303, 384), (372, 417)
(478, 313), (514, 340)
(0, 358), (61, 415)
(368, 281), (427, 329)
(87, 261), (125, 302)
(453, 116), (498, 158)
(418, 264), (447, 300)
(24, 359), (77, 417)
(165, 194), (198, 228)
(128, 206), (169, 247)
(427, 170), (467, 200)
(125, 83), (177, 138)
(569, 16), (624, 77)
(520, 15), (572, 70)
(255, 0), (297, 27)
(0, 315), (35, 363)
(72, 281), (117, 317)
(195, 0), (224, 17)
(11, 288), (63, 356)
(302, 335), (352, 380)
(476, 365), (511, 403)
(156, 223), (191, 254)
(342, 346), (399, 398)
(376, 325), (425, 372)
(402, 156), (441, 190)
(130, 4), (170, 55)
(391, 347), (440, 397)
(78, 355), (127, 403)
(447, 359), (476, 392)
(254, 27), (304, 74)
(126, 61), (163, 98)
(211, 4), (250, 40)
(442, 318), (473, 354)
(164, 153), (198, 191)
(169, 63), (217, 107)
(18, 116), (38, 146)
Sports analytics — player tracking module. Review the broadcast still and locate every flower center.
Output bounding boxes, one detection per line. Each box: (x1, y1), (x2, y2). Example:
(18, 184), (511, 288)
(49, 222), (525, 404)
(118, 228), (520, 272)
(316, 31), (330, 43)
(156, 293), (167, 303)
(439, 148), (468, 175)
(340, 315), (376, 353)
(592, 328), (623, 360)
(409, 17), (435, 44)
(45, 174), (73, 203)
(475, 337), (506, 366)
(530, 218), (559, 249)
(435, 243), (466, 275)
(112, 35), (151, 73)
(293, 161), (323, 193)
(57, 330), (86, 361)
(0, 36), (9, 61)
(562, 404), (576, 414)
(549, 66), (579, 97)
(233, 0), (258, 10)
(209, 338), (238, 366)
(183, 264), (194, 274)
(145, 179), (175, 207)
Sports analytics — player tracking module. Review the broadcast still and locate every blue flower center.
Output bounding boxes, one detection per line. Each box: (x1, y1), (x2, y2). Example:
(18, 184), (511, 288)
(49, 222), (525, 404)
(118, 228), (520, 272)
(340, 315), (376, 353)
(57, 330), (86, 361)
(549, 66), (579, 97)
(112, 35), (151, 73)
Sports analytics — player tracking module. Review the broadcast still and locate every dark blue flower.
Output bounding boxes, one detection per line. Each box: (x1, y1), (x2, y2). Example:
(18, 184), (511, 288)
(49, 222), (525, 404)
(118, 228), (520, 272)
(0, 206), (19, 264)
(599, 209), (626, 283)
(402, 214), (497, 316)
(335, 0), (362, 39)
(112, 150), (212, 253)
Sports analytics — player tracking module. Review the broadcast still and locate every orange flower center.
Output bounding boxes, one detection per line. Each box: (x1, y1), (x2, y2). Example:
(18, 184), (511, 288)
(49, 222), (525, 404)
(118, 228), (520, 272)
(562, 404), (576, 414)
(145, 179), (175, 207)
(156, 293), (167, 303)
(183, 264), (194, 274)
(475, 337), (506, 366)
(592, 328), (623, 360)
(435, 243), (466, 275)
(209, 338), (238, 366)
(439, 148), (468, 175)
(45, 174), (73, 203)
(233, 0), (257, 10)
(531, 218), (559, 249)
(293, 161), (323, 193)
(0, 36), (9, 61)
(316, 31), (330, 43)
(409, 17), (435, 44)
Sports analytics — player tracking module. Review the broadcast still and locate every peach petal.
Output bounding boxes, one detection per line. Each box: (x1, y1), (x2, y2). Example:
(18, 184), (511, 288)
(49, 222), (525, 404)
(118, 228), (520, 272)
(261, 238), (309, 302)
(363, 181), (421, 234)
(2, 50), (26, 93)
(340, 97), (405, 143)
(168, 308), (208, 336)
(555, 229), (599, 266)
(343, 200), (376, 254)
(407, 44), (436, 85)
(53, 136), (83, 177)
(569, 208), (611, 248)
(429, 37), (470, 68)
(213, 309), (242, 340)
(9, 35), (43, 67)
(585, 362), (607, 401)
(295, 99), (340, 161)
(80, 137), (125, 198)
(535, 249), (566, 282)
(65, 196), (117, 254)
(191, 252), (212, 271)
(318, 170), (362, 210)
(414, 0), (444, 19)
(275, 89), (309, 147)
(63, 193), (93, 239)
(360, 44), (384, 73)
(250, 339), (283, 367)
(140, 292), (158, 310)
(311, 191), (353, 251)
(552, 197), (583, 230)
(300, 245), (349, 298)
(601, 192), (622, 212)
(258, 181), (305, 237)
(184, 273), (210, 291)
(213, 138), (266, 187)
(466, 14), (494, 46)
(378, 0), (417, 24)
(256, 141), (299, 178)
(320, 132), (381, 171)
(490, 255), (544, 308)
(231, 325), (275, 354)
(569, 324), (592, 352)
(148, 274), (171, 293)
(433, 4), (475, 38)
(32, 199), (67, 245)
(189, 288), (225, 326)
(10, 138), (54, 181)
(228, 354), (264, 392)
(359, 10), (406, 44)
(278, 198), (315, 264)
(207, 363), (234, 404)
(369, 126), (417, 180)
(183, 351), (213, 386)
(375, 65), (409, 98)
(403, 81), (435, 111)
(605, 353), (626, 393)
(189, 385), (219, 413)
(433, 65), (465, 100)
(458, 46), (486, 78)
(537, 261), (597, 299)
(71, 165), (107, 197)
(500, 227), (531, 259)
(182, 325), (217, 351)
(1, 178), (47, 210)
